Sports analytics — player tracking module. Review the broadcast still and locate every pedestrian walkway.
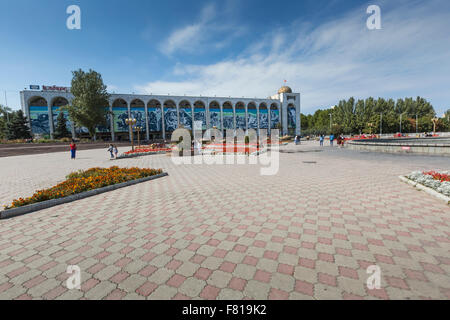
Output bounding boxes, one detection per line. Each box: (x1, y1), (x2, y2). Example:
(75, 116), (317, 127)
(0, 142), (449, 299)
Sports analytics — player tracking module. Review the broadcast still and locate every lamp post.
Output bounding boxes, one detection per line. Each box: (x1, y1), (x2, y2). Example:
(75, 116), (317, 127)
(432, 117), (439, 135)
(136, 126), (142, 149)
(416, 114), (418, 134)
(380, 113), (383, 136)
(399, 113), (403, 135)
(368, 123), (374, 135)
(329, 113), (332, 134)
(329, 106), (335, 135)
(125, 118), (137, 151)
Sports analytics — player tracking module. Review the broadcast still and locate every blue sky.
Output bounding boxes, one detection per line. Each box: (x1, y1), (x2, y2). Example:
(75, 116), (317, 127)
(1, 0), (449, 115)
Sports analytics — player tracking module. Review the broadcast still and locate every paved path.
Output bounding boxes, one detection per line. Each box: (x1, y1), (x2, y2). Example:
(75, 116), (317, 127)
(0, 142), (131, 158)
(0, 142), (449, 300)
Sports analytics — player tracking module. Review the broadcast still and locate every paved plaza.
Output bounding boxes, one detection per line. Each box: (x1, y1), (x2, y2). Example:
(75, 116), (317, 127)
(0, 142), (449, 300)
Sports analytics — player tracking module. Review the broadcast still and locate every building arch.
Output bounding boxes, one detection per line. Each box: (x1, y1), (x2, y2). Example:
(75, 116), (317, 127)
(287, 103), (296, 134)
(28, 96), (50, 135)
(130, 99), (146, 134)
(50, 97), (71, 135)
(130, 99), (145, 108)
(209, 101), (221, 130)
(112, 98), (129, 136)
(193, 101), (206, 130)
(163, 100), (177, 133)
(50, 97), (69, 108)
(28, 96), (48, 107)
(259, 103), (269, 129)
(235, 102), (246, 129)
(147, 99), (162, 135)
(178, 100), (192, 130)
(112, 98), (128, 108)
(247, 102), (258, 130)
(270, 103), (280, 129)
(222, 101), (234, 130)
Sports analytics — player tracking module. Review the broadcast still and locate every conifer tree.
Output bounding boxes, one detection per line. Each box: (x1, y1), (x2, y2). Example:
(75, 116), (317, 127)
(54, 111), (71, 139)
(6, 110), (32, 140)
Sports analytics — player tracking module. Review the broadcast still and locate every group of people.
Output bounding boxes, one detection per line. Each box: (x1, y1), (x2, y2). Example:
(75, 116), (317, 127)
(69, 141), (119, 160)
(319, 134), (346, 147)
(107, 144), (119, 159)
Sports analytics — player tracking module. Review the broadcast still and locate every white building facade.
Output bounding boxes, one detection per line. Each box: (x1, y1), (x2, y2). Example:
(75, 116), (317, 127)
(20, 86), (301, 141)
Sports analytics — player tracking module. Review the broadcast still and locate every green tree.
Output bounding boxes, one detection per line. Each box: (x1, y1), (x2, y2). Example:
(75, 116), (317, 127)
(54, 111), (71, 139)
(0, 105), (13, 139)
(6, 110), (32, 140)
(66, 69), (110, 140)
(302, 96), (436, 135)
(443, 109), (450, 132)
(0, 105), (13, 138)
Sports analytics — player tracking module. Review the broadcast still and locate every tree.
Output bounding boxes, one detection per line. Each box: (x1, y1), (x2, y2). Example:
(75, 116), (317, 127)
(442, 109), (450, 132)
(0, 105), (13, 140)
(6, 110), (32, 140)
(302, 97), (436, 135)
(66, 69), (110, 140)
(54, 111), (71, 139)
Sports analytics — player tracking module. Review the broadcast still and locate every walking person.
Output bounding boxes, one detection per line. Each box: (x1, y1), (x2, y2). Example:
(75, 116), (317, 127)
(113, 145), (119, 158)
(107, 144), (114, 159)
(339, 135), (345, 148)
(70, 139), (77, 160)
(330, 134), (335, 147)
(319, 134), (324, 147)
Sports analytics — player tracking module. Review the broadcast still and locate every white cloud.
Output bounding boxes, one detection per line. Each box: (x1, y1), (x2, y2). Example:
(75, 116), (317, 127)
(160, 2), (245, 56)
(141, 0), (450, 114)
(107, 84), (119, 92)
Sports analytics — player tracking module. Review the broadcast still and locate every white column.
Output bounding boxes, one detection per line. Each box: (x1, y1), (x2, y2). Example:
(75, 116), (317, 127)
(233, 105), (236, 130)
(145, 102), (150, 141)
(206, 99), (211, 130)
(110, 105), (115, 142)
(176, 101), (180, 129)
(245, 104), (248, 131)
(48, 101), (54, 139)
(282, 104), (288, 136)
(162, 105), (166, 140)
(257, 106), (260, 136)
(296, 94), (301, 136)
(220, 106), (224, 136)
(191, 104), (195, 135)
(127, 101), (132, 141)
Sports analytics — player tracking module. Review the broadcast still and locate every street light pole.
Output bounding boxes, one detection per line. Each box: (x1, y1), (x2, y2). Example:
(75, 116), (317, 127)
(329, 113), (332, 134)
(136, 126), (142, 148)
(400, 113), (403, 135)
(432, 118), (438, 135)
(125, 118), (137, 151)
(416, 114), (418, 134)
(380, 113), (382, 136)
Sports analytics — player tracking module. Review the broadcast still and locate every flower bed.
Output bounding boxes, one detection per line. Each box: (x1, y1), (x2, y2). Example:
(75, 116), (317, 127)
(116, 148), (170, 159)
(124, 148), (172, 155)
(4, 166), (163, 210)
(406, 171), (450, 196)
